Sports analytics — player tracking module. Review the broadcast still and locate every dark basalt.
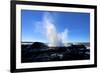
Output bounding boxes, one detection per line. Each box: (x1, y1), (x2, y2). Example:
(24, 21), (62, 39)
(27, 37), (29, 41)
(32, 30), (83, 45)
(21, 42), (90, 63)
(31, 42), (48, 49)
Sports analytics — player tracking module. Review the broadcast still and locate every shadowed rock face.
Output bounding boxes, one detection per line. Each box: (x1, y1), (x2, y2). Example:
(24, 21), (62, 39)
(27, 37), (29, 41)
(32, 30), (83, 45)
(31, 42), (48, 49)
(21, 42), (90, 63)
(71, 44), (86, 49)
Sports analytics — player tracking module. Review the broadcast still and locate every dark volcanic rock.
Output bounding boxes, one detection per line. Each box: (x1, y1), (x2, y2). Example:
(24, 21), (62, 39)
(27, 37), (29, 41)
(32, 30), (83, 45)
(21, 43), (90, 63)
(71, 44), (86, 49)
(31, 42), (48, 49)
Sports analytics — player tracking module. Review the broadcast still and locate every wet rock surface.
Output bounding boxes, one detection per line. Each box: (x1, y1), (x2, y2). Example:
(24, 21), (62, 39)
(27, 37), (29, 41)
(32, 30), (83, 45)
(21, 42), (90, 63)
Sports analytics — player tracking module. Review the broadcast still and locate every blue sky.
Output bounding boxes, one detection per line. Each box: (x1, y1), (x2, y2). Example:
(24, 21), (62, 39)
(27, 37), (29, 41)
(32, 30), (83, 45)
(21, 10), (90, 43)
